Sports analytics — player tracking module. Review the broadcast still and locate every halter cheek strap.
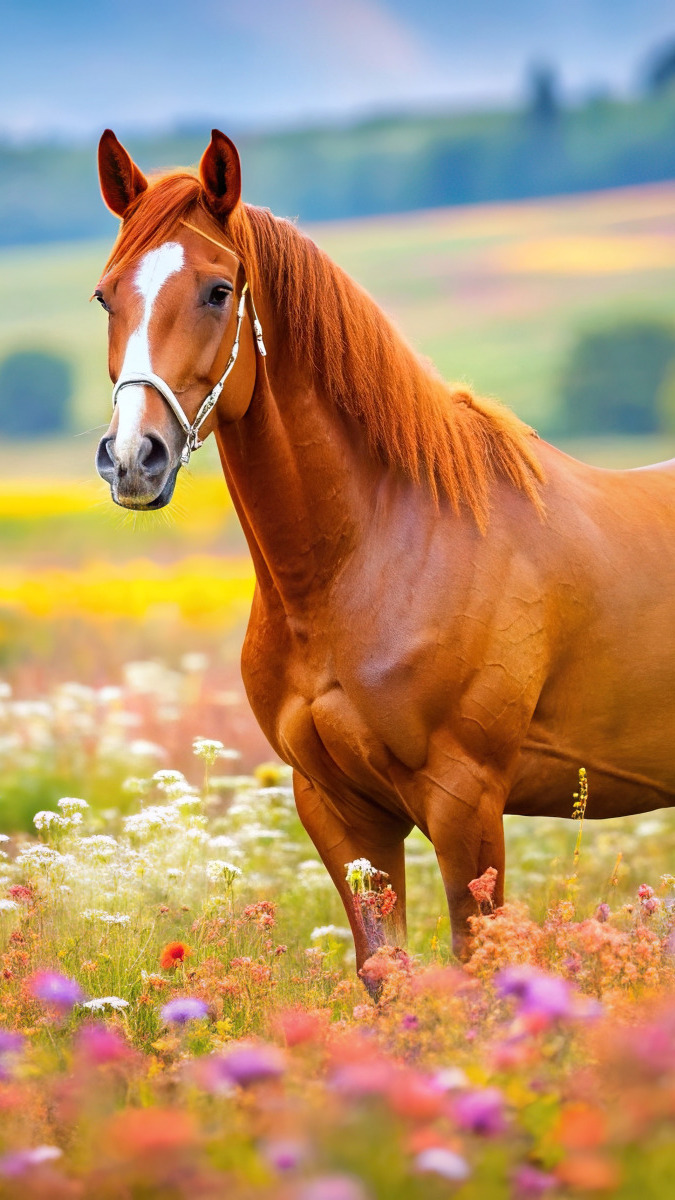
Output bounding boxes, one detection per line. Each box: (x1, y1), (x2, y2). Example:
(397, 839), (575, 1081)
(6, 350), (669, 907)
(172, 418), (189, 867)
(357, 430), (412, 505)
(111, 226), (267, 466)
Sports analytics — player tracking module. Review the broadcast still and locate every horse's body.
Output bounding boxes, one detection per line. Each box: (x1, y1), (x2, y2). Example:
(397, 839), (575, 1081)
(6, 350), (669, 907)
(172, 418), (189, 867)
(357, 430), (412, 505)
(94, 130), (675, 967)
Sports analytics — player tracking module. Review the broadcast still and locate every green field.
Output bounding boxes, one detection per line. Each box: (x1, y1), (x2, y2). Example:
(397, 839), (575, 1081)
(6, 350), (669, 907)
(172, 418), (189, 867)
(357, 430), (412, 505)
(2, 182), (675, 481)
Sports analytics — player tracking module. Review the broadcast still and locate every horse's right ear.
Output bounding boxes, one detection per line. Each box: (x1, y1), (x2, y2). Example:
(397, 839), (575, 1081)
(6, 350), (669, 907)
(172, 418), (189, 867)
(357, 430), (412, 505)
(98, 129), (148, 218)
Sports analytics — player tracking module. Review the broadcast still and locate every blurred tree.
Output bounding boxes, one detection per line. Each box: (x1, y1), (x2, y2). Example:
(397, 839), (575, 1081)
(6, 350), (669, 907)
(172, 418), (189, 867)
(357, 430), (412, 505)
(644, 39), (675, 94)
(526, 64), (560, 124)
(0, 349), (73, 437)
(559, 321), (675, 436)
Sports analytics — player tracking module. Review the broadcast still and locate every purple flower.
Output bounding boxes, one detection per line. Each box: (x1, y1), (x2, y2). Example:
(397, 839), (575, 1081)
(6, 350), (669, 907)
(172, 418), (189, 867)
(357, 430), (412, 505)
(296, 1175), (370, 1200)
(595, 903), (611, 923)
(261, 1137), (305, 1172)
(217, 1042), (285, 1086)
(161, 996), (208, 1024)
(495, 966), (573, 1020)
(0, 1146), (62, 1177)
(512, 1163), (557, 1197)
(400, 1013), (419, 1031)
(453, 1087), (507, 1136)
(76, 1024), (128, 1064)
(415, 1147), (471, 1181)
(29, 972), (83, 1012)
(642, 896), (660, 914)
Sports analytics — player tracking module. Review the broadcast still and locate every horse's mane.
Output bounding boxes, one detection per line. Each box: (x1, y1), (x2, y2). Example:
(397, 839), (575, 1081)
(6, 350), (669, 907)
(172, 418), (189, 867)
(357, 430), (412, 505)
(103, 171), (543, 528)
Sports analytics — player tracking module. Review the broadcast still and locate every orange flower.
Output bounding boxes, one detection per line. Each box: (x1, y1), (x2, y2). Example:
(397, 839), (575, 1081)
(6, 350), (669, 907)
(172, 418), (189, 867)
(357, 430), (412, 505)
(159, 942), (192, 970)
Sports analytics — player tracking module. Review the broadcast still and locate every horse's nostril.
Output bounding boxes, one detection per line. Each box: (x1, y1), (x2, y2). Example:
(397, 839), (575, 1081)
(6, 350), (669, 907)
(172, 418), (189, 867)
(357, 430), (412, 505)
(137, 435), (170, 477)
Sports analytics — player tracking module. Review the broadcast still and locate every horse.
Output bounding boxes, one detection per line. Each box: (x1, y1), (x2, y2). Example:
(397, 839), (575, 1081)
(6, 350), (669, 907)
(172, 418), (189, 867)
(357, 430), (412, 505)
(94, 128), (675, 970)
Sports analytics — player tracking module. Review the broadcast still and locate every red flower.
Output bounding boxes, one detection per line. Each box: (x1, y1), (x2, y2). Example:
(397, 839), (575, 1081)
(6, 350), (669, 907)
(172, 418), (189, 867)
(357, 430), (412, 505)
(159, 942), (191, 970)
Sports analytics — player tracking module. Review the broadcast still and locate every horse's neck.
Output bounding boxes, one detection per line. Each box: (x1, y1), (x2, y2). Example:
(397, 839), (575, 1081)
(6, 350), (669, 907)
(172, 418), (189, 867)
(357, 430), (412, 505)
(215, 369), (375, 610)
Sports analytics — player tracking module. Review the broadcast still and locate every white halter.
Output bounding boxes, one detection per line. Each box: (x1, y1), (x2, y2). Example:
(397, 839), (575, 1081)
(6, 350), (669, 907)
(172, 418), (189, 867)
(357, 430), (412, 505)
(111, 224), (266, 466)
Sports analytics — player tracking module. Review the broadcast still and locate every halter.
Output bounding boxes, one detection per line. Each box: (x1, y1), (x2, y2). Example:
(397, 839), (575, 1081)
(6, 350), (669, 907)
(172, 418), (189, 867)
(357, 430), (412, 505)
(111, 221), (267, 466)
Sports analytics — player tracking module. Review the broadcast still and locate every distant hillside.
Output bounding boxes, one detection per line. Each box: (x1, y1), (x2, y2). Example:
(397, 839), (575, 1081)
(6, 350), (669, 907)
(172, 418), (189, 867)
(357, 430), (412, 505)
(2, 91), (675, 246)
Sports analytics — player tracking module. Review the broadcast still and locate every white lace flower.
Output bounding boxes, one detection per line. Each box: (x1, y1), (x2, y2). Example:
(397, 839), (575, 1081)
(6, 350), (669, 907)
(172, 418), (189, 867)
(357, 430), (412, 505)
(0, 899), (19, 913)
(192, 737), (224, 763)
(82, 909), (131, 925)
(310, 925), (351, 941)
(206, 859), (242, 884)
(33, 810), (64, 832)
(123, 806), (180, 837)
(57, 797), (89, 814)
(82, 996), (129, 1011)
(0, 834), (10, 843)
(77, 835), (118, 859)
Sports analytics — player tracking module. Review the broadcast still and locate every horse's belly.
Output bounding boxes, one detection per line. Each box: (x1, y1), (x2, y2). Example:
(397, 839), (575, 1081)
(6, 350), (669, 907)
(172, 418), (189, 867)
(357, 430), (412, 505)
(507, 737), (675, 818)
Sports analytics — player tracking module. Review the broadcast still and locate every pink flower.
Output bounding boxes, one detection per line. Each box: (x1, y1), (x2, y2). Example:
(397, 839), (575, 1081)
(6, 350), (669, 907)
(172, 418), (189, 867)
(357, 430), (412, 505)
(594, 903), (611, 923)
(637, 884), (654, 899)
(468, 866), (498, 906)
(296, 1176), (370, 1200)
(642, 897), (660, 914)
(76, 1024), (128, 1065)
(512, 1164), (557, 1197)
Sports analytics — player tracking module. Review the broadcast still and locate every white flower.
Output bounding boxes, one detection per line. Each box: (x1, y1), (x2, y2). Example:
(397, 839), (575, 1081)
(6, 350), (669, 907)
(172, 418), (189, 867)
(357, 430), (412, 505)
(33, 810), (64, 832)
(16, 845), (66, 871)
(57, 797), (89, 814)
(152, 769), (186, 788)
(185, 827), (209, 842)
(208, 835), (240, 851)
(0, 681), (12, 700)
(170, 794), (202, 811)
(82, 910), (131, 926)
(82, 996), (129, 1011)
(97, 685), (123, 705)
(0, 899), (19, 913)
(166, 867), (184, 879)
(0, 834), (10, 843)
(310, 925), (351, 941)
(180, 652), (208, 673)
(192, 737), (224, 763)
(206, 859), (242, 883)
(123, 806), (180, 838)
(77, 835), (118, 859)
(128, 740), (166, 760)
(415, 1148), (471, 1182)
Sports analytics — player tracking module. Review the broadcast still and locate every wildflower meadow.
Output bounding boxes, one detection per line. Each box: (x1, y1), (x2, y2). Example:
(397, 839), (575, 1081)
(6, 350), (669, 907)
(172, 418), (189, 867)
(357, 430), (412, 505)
(2, 663), (675, 1197)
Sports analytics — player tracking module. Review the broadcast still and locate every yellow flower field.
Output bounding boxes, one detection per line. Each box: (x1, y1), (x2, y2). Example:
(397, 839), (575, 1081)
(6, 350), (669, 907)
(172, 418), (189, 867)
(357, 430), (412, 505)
(0, 555), (255, 626)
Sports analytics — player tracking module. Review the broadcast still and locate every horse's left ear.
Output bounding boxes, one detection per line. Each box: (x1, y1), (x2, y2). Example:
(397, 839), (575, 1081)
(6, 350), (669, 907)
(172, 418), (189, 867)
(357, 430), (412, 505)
(200, 130), (242, 218)
(98, 129), (148, 217)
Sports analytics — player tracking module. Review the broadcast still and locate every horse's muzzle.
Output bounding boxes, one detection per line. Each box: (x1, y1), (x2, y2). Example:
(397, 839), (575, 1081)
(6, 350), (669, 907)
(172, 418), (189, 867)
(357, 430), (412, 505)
(95, 434), (180, 509)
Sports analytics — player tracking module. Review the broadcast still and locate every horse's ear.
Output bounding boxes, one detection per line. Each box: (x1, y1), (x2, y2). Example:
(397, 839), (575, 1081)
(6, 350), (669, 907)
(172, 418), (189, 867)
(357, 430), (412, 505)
(200, 130), (242, 218)
(98, 129), (148, 218)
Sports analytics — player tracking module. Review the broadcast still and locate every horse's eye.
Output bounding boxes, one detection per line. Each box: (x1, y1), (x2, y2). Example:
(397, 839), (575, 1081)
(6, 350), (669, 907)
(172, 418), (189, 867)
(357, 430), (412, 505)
(207, 284), (232, 308)
(94, 289), (111, 313)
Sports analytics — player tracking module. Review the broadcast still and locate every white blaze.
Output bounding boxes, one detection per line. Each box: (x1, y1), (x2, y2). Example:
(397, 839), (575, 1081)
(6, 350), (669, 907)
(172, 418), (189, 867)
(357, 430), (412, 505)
(115, 242), (184, 460)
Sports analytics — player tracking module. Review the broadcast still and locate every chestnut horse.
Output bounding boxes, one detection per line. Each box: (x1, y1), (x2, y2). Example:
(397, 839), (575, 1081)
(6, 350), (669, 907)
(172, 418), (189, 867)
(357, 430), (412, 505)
(95, 129), (675, 967)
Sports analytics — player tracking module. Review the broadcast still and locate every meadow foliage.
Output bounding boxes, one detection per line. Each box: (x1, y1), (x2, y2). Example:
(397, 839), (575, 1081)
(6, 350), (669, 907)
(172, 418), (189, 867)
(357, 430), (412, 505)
(2, 673), (675, 1197)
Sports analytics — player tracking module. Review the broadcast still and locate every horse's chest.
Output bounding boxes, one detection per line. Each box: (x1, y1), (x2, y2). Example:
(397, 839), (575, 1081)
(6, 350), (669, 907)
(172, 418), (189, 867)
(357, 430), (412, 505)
(274, 684), (394, 801)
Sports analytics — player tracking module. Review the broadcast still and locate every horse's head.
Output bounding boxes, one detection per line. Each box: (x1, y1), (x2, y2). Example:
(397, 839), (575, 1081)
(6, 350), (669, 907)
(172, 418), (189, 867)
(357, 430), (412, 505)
(94, 130), (264, 509)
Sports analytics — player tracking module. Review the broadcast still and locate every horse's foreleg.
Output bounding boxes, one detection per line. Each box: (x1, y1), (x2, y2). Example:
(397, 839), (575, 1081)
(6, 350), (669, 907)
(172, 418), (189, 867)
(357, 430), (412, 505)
(293, 771), (412, 972)
(427, 791), (505, 961)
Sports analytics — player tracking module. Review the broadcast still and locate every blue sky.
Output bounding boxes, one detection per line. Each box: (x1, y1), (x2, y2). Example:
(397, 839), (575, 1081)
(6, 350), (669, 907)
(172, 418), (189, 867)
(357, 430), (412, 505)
(1, 0), (674, 139)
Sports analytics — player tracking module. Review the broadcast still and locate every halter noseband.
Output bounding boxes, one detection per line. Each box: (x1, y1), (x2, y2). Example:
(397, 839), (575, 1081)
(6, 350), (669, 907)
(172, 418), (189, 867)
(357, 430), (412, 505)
(111, 222), (266, 466)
